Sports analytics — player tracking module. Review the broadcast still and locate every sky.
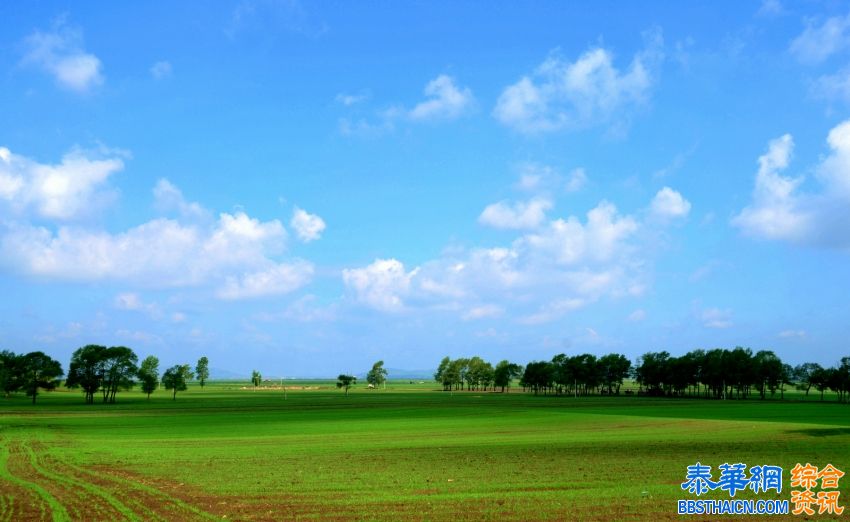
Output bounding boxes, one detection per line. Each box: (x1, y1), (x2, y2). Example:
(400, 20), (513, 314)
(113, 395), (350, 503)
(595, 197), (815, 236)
(1, 1), (849, 377)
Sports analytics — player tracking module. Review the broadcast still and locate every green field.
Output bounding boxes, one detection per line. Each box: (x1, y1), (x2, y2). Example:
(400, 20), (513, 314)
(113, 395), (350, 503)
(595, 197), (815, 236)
(1, 382), (849, 521)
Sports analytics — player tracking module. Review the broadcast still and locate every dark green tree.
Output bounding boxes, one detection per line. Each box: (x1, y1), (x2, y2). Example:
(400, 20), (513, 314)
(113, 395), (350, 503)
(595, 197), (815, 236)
(0, 350), (22, 397)
(162, 364), (192, 400)
(100, 346), (138, 403)
(195, 356), (209, 390)
(336, 374), (356, 396)
(366, 360), (388, 389)
(20, 351), (63, 404)
(251, 370), (262, 388)
(66, 344), (107, 403)
(138, 355), (160, 399)
(493, 360), (522, 393)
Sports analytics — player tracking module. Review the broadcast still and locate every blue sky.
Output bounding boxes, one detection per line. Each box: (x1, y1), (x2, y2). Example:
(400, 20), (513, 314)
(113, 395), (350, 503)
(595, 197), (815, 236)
(1, 1), (849, 376)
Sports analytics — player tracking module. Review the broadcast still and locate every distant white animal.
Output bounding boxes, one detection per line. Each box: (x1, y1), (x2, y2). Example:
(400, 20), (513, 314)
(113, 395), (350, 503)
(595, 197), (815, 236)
(367, 384), (375, 389)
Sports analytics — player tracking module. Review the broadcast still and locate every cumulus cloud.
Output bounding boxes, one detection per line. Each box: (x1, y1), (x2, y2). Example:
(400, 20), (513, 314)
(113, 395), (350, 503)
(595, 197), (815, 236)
(650, 186), (691, 219)
(790, 13), (850, 65)
(290, 207), (326, 242)
(22, 22), (103, 92)
(0, 146), (124, 220)
(493, 29), (662, 133)
(478, 198), (552, 230)
(342, 258), (417, 312)
(0, 210), (284, 285)
(409, 75), (474, 121)
(520, 201), (638, 265)
(733, 120), (850, 248)
(217, 261), (314, 300)
(343, 194), (656, 323)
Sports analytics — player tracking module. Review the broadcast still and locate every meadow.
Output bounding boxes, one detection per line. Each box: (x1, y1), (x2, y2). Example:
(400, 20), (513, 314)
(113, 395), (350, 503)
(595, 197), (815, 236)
(1, 381), (849, 521)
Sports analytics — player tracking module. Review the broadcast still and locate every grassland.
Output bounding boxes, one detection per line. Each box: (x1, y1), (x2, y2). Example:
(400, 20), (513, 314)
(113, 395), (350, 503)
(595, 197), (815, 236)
(1, 381), (849, 521)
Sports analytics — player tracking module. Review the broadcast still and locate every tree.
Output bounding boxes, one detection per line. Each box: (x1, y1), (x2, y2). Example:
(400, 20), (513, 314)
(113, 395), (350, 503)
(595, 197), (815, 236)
(794, 363), (823, 396)
(100, 346), (139, 403)
(0, 350), (22, 397)
(493, 360), (522, 393)
(20, 351), (63, 404)
(598, 353), (632, 395)
(66, 345), (107, 403)
(162, 364), (193, 400)
(195, 357), (209, 390)
(138, 356), (160, 399)
(366, 360), (388, 389)
(251, 370), (262, 388)
(336, 374), (356, 396)
(435, 356), (451, 390)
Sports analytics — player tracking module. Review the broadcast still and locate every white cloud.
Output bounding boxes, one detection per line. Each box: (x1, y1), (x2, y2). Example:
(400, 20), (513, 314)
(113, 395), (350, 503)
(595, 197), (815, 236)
(702, 307), (733, 329)
(342, 258), (417, 312)
(732, 134), (809, 241)
(150, 61), (172, 79)
(790, 13), (850, 65)
(493, 30), (662, 133)
(628, 309), (647, 322)
(171, 312), (187, 323)
(521, 201), (638, 265)
(0, 146), (124, 220)
(779, 329), (806, 339)
(514, 163), (587, 193)
(462, 304), (504, 321)
(217, 261), (314, 300)
(650, 187), (691, 219)
(519, 298), (585, 325)
(733, 122), (850, 248)
(342, 187), (680, 321)
(153, 178), (208, 219)
(0, 205), (290, 287)
(22, 22), (103, 92)
(812, 66), (850, 104)
(114, 292), (162, 318)
(478, 197), (552, 230)
(290, 207), (326, 242)
(409, 75), (474, 121)
(565, 168), (588, 193)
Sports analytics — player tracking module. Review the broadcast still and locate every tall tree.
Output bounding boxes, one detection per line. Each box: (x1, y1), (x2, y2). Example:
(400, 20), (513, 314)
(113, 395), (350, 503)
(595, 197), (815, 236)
(138, 355), (160, 399)
(162, 364), (192, 400)
(336, 374), (356, 396)
(435, 356), (451, 390)
(195, 356), (210, 390)
(251, 370), (262, 388)
(20, 352), (63, 404)
(493, 360), (522, 393)
(366, 360), (388, 389)
(0, 350), (22, 397)
(66, 345), (107, 403)
(100, 346), (139, 403)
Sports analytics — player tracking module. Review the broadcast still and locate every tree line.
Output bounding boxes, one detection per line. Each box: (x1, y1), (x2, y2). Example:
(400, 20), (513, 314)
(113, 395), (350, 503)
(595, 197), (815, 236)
(0, 346), (211, 403)
(436, 348), (850, 402)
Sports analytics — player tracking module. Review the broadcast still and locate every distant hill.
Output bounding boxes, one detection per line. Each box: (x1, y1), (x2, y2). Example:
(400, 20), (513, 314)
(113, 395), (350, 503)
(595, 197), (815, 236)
(384, 367), (434, 380)
(209, 367), (248, 380)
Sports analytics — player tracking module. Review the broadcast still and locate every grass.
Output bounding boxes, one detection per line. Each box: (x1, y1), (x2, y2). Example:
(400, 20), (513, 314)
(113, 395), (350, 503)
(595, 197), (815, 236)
(1, 381), (849, 521)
